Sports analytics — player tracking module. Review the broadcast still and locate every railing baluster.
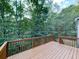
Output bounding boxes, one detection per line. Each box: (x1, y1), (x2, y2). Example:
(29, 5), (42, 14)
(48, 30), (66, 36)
(58, 36), (77, 47)
(7, 35), (54, 56)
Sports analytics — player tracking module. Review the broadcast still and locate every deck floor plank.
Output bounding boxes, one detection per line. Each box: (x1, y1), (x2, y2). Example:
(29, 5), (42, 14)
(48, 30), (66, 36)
(51, 45), (65, 59)
(63, 47), (73, 59)
(32, 42), (61, 59)
(73, 48), (77, 59)
(7, 41), (79, 59)
(42, 43), (63, 59)
(77, 49), (79, 59)
(55, 45), (71, 59)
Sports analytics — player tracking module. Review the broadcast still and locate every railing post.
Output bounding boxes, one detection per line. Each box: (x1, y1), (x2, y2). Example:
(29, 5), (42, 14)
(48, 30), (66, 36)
(58, 37), (64, 44)
(0, 42), (8, 59)
(50, 35), (54, 41)
(6, 42), (9, 57)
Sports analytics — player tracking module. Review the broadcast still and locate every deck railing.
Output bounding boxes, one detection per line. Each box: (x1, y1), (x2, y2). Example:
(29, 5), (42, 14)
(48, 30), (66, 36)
(7, 35), (54, 56)
(0, 35), (78, 59)
(58, 36), (77, 47)
(0, 42), (8, 59)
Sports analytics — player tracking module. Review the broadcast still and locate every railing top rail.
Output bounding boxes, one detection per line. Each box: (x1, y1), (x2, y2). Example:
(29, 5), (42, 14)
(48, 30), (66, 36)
(8, 35), (53, 43)
(58, 36), (78, 40)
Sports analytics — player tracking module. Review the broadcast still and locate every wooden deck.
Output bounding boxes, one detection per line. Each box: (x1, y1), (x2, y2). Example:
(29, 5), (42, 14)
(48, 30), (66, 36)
(7, 41), (79, 59)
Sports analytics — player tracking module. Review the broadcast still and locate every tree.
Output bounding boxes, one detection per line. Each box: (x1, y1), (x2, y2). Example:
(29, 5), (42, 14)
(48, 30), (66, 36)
(0, 0), (14, 45)
(27, 0), (49, 37)
(48, 5), (79, 37)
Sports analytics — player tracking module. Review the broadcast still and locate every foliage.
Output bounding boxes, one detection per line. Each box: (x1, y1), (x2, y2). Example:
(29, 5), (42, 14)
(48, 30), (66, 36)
(0, 0), (79, 45)
(28, 0), (49, 37)
(49, 5), (79, 36)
